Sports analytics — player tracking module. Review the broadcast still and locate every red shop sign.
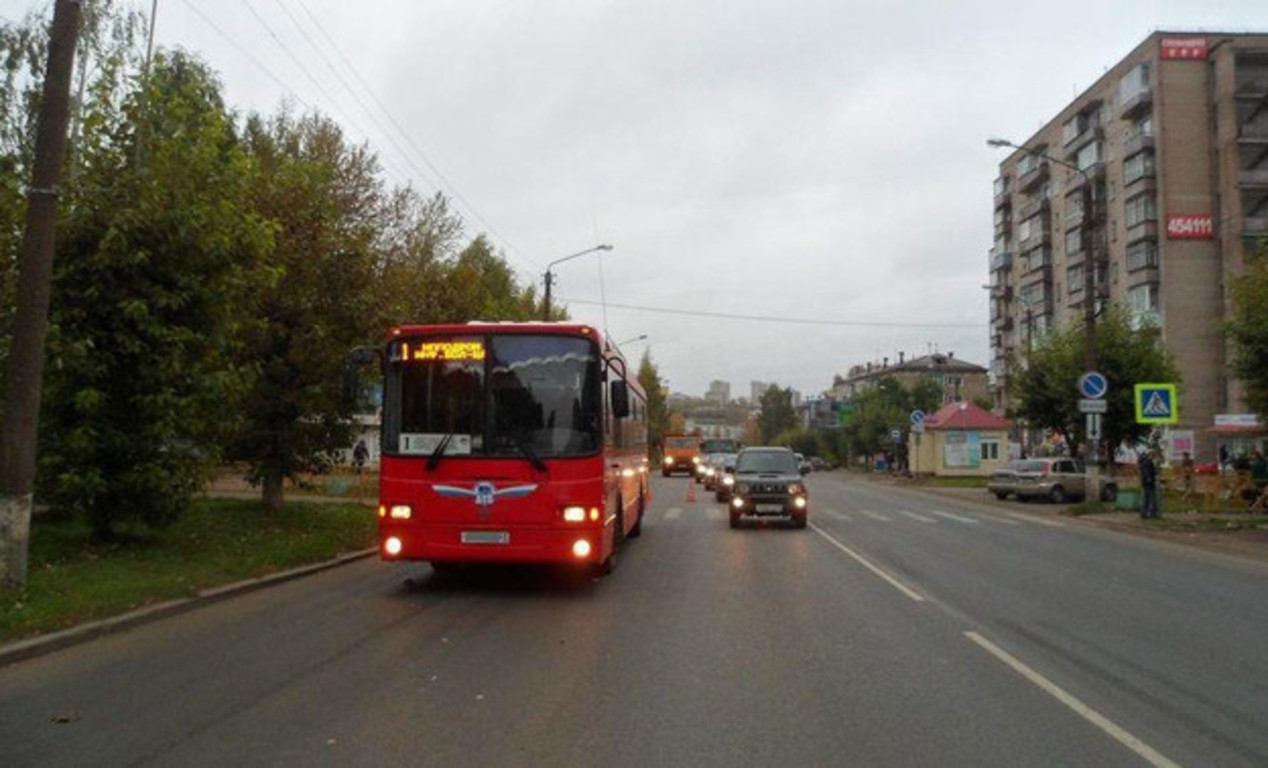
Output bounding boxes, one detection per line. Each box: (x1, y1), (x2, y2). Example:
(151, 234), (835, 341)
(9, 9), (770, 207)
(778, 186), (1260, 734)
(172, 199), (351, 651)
(1161, 37), (1208, 60)
(1166, 214), (1214, 239)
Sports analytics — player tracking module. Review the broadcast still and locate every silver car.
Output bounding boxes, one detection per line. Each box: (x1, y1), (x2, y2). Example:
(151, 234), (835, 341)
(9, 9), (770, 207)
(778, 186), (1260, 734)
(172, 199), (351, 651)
(1011, 458), (1118, 503)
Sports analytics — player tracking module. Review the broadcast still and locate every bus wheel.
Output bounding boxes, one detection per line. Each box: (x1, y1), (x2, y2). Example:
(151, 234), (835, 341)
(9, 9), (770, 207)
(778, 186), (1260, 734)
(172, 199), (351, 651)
(628, 490), (644, 538)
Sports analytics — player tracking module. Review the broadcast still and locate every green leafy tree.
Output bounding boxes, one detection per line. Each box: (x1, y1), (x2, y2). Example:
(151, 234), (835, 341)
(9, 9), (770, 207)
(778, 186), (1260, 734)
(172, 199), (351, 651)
(233, 111), (383, 510)
(1009, 304), (1179, 457)
(637, 350), (668, 459)
(38, 51), (270, 537)
(1227, 245), (1268, 417)
(757, 386), (797, 443)
(846, 377), (908, 465)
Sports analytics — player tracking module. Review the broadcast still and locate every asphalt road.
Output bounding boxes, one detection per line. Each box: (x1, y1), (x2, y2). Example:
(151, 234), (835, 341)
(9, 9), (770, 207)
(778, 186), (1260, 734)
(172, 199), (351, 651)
(2, 472), (1266, 767)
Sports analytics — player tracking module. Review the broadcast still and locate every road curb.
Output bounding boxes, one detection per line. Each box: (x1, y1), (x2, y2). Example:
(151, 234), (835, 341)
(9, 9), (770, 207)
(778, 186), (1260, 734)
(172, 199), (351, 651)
(0, 548), (378, 669)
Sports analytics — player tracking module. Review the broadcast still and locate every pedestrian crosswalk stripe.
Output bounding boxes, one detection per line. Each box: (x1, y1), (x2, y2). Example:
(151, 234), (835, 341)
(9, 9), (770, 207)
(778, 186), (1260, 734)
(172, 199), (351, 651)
(861, 510), (891, 522)
(664, 508), (681, 520)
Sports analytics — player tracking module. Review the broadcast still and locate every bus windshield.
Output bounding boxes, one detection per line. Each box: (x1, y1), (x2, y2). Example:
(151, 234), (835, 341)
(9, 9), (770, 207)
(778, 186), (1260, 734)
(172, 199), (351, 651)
(384, 334), (601, 458)
(700, 438), (740, 454)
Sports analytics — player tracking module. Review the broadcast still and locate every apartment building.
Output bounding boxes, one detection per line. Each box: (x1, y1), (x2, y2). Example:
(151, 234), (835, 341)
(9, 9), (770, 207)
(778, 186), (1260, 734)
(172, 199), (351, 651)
(988, 31), (1268, 458)
(831, 352), (989, 407)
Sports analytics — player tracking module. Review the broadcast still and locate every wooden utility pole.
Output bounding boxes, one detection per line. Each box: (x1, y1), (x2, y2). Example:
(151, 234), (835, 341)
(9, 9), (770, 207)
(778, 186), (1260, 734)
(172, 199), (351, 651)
(0, 0), (83, 589)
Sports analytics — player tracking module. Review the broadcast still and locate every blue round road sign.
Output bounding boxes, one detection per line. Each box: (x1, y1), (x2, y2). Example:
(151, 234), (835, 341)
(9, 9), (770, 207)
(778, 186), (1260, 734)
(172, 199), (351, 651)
(1078, 372), (1108, 399)
(910, 410), (925, 426)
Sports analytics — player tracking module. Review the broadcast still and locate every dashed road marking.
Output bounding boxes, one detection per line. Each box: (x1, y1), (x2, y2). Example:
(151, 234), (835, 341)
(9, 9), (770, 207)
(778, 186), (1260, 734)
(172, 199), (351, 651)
(932, 510), (979, 525)
(705, 507), (723, 521)
(899, 510), (938, 523)
(860, 510), (892, 522)
(664, 508), (682, 521)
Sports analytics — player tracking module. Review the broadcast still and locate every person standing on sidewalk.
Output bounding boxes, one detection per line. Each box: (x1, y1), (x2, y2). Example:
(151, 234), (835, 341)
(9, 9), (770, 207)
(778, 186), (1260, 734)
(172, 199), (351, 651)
(1138, 449), (1161, 519)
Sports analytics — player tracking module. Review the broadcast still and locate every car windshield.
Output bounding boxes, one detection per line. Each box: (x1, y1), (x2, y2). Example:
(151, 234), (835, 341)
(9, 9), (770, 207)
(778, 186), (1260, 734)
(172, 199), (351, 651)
(735, 450), (798, 474)
(1013, 460), (1049, 472)
(383, 334), (601, 458)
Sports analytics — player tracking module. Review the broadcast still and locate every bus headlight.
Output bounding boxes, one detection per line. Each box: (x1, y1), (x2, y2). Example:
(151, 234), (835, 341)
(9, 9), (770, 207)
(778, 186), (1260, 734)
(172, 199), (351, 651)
(562, 506), (587, 523)
(384, 537), (403, 556)
(572, 539), (592, 558)
(389, 505), (412, 520)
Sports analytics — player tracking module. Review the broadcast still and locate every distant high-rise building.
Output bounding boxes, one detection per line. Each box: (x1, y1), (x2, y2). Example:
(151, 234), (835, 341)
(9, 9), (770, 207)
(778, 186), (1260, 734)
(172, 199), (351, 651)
(988, 31), (1268, 458)
(706, 380), (731, 406)
(750, 381), (773, 402)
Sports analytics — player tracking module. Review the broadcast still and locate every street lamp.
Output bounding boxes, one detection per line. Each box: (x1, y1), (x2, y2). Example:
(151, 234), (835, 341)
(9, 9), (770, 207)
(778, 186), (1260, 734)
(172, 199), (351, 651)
(616, 334), (648, 347)
(542, 244), (614, 320)
(989, 136), (1103, 501)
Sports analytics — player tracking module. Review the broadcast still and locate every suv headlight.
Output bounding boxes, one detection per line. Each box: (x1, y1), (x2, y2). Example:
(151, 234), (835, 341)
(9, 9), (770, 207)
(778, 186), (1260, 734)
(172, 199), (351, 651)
(788, 483), (805, 495)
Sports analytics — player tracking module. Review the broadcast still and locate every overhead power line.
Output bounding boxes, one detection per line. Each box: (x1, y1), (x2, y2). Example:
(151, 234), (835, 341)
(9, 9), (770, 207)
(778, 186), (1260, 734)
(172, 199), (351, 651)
(556, 297), (982, 330)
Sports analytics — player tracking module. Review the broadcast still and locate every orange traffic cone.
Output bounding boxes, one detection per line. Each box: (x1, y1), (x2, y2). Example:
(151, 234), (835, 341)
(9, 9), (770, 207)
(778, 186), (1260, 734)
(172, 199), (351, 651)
(686, 479), (697, 503)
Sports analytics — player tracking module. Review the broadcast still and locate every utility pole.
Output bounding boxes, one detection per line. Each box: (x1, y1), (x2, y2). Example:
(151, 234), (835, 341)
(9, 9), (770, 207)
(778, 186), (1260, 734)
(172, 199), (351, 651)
(1081, 173), (1103, 506)
(0, 0), (83, 590)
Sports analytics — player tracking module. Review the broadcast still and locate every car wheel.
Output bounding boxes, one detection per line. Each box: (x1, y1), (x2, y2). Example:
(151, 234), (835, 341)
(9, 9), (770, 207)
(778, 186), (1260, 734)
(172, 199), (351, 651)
(994, 491), (1010, 500)
(791, 514), (808, 529)
(1049, 485), (1066, 504)
(1101, 484), (1118, 503)
(729, 511), (741, 529)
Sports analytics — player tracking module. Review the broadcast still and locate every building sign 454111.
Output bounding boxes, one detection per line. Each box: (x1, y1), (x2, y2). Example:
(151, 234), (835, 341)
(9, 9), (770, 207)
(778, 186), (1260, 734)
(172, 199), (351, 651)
(1166, 214), (1214, 240)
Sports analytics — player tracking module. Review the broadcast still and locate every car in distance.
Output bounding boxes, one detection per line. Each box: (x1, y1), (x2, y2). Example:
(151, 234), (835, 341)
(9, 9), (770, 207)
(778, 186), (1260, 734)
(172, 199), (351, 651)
(987, 460), (1027, 500)
(1011, 457), (1118, 504)
(728, 446), (808, 528)
(661, 433), (702, 477)
(714, 454), (738, 502)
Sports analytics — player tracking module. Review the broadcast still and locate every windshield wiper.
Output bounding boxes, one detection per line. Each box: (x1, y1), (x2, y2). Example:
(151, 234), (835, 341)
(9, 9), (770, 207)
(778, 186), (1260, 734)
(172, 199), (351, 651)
(426, 433), (454, 471)
(512, 433), (548, 474)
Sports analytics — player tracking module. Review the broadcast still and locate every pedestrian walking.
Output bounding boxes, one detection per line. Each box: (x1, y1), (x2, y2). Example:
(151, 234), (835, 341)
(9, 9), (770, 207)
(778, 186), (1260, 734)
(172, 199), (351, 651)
(353, 439), (369, 475)
(1179, 451), (1195, 498)
(1138, 449), (1160, 519)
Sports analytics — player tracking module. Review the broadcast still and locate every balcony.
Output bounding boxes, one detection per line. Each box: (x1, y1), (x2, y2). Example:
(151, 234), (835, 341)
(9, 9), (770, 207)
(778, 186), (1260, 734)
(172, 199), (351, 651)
(1063, 125), (1105, 159)
(1239, 169), (1268, 188)
(993, 315), (1014, 331)
(1126, 220), (1159, 243)
(1066, 162), (1106, 193)
(990, 250), (1013, 272)
(1125, 174), (1157, 196)
(990, 283), (1014, 302)
(1124, 132), (1156, 157)
(1018, 196), (1050, 221)
(1017, 229), (1051, 254)
(994, 182), (1011, 210)
(1119, 86), (1153, 119)
(1019, 161), (1049, 193)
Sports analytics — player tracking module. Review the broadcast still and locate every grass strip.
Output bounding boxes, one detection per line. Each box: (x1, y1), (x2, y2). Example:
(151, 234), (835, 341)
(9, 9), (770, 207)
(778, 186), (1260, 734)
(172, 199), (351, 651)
(0, 497), (375, 644)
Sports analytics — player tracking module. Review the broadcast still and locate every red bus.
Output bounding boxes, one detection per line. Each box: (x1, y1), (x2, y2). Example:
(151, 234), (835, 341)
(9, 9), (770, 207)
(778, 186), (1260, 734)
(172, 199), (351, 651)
(373, 322), (650, 575)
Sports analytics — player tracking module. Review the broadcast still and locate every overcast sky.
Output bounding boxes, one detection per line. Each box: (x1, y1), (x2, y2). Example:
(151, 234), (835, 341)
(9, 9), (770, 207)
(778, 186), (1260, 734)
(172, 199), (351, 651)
(4, 1), (1265, 398)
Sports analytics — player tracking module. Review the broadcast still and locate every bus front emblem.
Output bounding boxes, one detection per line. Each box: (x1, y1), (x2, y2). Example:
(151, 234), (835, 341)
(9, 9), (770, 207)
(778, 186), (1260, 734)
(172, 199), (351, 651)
(434, 482), (539, 518)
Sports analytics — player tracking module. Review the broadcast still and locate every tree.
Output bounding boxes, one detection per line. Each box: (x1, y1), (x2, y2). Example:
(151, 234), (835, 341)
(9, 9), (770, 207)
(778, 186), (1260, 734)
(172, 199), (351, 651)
(1227, 244), (1268, 417)
(1009, 304), (1179, 457)
(757, 386), (797, 443)
(37, 50), (269, 537)
(233, 111), (383, 511)
(637, 350), (668, 459)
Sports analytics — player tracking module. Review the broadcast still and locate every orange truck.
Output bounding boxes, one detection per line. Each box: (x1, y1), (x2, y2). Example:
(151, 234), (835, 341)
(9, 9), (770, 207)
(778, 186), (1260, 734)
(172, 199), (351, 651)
(661, 433), (702, 477)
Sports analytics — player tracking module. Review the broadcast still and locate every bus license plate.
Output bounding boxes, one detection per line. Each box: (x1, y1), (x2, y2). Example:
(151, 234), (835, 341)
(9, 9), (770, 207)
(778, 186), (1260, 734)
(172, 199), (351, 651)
(461, 531), (510, 545)
(756, 504), (784, 513)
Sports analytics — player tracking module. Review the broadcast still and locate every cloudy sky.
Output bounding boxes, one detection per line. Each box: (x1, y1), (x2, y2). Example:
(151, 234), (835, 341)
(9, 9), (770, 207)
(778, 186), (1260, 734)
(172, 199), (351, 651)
(4, 1), (1265, 397)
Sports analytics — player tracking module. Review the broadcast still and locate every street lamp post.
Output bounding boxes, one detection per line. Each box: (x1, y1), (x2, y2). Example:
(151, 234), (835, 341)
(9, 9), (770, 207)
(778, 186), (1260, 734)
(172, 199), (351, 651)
(989, 137), (1102, 503)
(542, 244), (614, 320)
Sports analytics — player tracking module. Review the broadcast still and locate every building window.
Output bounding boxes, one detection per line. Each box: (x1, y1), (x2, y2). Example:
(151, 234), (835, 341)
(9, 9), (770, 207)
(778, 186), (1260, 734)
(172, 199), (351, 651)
(994, 177), (1008, 196)
(1067, 263), (1085, 292)
(1125, 193), (1157, 228)
(1065, 228), (1082, 255)
(1022, 247), (1050, 271)
(1127, 282), (1160, 328)
(1019, 282), (1049, 309)
(1118, 62), (1151, 105)
(980, 440), (1000, 462)
(1123, 151), (1155, 184)
(1127, 116), (1153, 141)
(1076, 141), (1102, 171)
(1018, 154), (1038, 175)
(1126, 239), (1158, 271)
(1019, 214), (1044, 242)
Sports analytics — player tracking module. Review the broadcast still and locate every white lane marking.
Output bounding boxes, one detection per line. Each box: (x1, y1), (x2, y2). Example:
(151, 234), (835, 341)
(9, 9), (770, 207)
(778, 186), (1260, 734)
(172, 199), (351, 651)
(664, 508), (682, 520)
(899, 510), (938, 523)
(706, 507), (723, 521)
(860, 510), (892, 522)
(932, 510), (979, 525)
(965, 632), (1181, 768)
(1006, 512), (1066, 528)
(823, 509), (852, 522)
(985, 516), (1022, 526)
(811, 523), (925, 603)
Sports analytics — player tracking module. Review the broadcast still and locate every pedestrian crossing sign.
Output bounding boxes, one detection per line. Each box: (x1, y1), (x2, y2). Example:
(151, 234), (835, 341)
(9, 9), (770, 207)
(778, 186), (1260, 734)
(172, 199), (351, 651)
(1134, 383), (1178, 424)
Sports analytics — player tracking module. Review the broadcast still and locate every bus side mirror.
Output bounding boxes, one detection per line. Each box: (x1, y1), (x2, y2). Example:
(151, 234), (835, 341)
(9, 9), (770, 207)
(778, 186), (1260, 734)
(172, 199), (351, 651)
(610, 381), (631, 419)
